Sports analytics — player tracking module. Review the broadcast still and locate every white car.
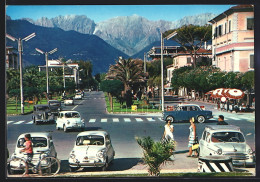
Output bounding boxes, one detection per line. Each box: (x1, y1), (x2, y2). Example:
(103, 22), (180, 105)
(68, 130), (115, 172)
(56, 111), (84, 132)
(64, 97), (74, 106)
(8, 132), (57, 174)
(74, 93), (82, 100)
(199, 125), (255, 167)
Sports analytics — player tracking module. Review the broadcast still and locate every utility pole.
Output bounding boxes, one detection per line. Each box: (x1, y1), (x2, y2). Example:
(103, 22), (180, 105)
(6, 33), (36, 114)
(161, 32), (164, 112)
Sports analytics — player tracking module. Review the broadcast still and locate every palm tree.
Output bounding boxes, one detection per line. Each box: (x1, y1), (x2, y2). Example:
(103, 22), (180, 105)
(106, 58), (145, 93)
(136, 136), (175, 176)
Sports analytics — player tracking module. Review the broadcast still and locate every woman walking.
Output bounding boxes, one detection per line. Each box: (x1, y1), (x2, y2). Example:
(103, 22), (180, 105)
(187, 117), (198, 157)
(163, 119), (174, 142)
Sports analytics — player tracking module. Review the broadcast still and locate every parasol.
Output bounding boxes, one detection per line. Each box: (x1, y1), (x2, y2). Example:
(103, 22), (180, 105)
(225, 88), (245, 99)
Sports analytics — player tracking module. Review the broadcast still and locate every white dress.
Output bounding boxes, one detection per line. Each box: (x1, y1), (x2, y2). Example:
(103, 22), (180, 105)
(164, 124), (174, 141)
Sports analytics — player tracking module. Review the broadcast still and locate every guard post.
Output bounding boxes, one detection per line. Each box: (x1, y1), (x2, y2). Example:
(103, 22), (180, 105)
(198, 156), (234, 172)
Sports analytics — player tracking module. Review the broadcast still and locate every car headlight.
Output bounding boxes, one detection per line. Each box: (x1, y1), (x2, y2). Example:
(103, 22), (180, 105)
(248, 149), (253, 155)
(70, 154), (76, 159)
(38, 114), (42, 116)
(48, 113), (52, 116)
(217, 148), (222, 155)
(58, 108), (61, 111)
(97, 149), (106, 158)
(67, 120), (70, 124)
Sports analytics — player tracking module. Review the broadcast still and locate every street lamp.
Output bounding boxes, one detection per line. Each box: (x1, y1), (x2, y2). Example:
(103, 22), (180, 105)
(35, 48), (57, 99)
(6, 33), (36, 114)
(160, 31), (177, 111)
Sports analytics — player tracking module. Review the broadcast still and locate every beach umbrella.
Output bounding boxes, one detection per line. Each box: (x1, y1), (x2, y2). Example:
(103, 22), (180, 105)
(225, 88), (245, 99)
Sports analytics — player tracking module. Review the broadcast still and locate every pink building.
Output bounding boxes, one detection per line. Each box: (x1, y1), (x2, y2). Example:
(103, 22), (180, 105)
(209, 4), (254, 72)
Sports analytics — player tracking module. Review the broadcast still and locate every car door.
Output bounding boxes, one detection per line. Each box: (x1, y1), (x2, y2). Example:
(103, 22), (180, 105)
(176, 106), (189, 121)
(199, 131), (207, 156)
(188, 106), (200, 119)
(57, 113), (63, 128)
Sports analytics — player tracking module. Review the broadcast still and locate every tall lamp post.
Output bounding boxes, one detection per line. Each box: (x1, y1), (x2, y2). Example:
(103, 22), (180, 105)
(160, 31), (178, 111)
(6, 33), (36, 114)
(35, 48), (57, 100)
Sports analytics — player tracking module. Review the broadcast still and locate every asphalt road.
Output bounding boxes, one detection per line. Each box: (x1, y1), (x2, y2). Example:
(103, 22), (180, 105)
(6, 91), (255, 173)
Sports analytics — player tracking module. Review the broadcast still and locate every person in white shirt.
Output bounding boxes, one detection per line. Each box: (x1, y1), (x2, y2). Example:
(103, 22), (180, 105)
(163, 119), (174, 142)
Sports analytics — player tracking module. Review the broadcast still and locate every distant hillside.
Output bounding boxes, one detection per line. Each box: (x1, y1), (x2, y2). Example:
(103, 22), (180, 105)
(6, 20), (128, 74)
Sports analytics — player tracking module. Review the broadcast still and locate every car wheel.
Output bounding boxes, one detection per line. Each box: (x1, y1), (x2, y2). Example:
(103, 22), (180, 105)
(166, 116), (175, 123)
(63, 125), (67, 132)
(197, 115), (206, 123)
(101, 160), (108, 171)
(36, 121), (39, 125)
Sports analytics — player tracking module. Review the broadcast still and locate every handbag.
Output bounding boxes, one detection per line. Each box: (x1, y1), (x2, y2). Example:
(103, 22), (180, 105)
(192, 136), (199, 150)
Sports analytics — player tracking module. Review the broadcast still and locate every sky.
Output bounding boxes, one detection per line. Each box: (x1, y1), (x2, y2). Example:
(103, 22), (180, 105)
(6, 5), (233, 23)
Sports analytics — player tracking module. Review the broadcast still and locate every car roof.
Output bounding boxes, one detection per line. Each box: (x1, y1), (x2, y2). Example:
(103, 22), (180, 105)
(49, 100), (60, 102)
(77, 130), (108, 137)
(18, 132), (51, 138)
(59, 111), (79, 113)
(205, 125), (241, 132)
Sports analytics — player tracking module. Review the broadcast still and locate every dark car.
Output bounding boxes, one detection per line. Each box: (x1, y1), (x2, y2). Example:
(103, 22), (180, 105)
(32, 104), (55, 124)
(48, 100), (62, 116)
(162, 104), (213, 123)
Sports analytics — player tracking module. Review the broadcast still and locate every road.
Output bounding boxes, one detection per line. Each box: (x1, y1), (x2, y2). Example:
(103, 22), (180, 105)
(7, 91), (255, 173)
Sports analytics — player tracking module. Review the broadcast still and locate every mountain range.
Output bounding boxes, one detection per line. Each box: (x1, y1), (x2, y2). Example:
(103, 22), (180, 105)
(21, 13), (216, 56)
(6, 13), (216, 74)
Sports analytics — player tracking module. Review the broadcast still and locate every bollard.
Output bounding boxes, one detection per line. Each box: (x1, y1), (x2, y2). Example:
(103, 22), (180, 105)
(198, 156), (234, 172)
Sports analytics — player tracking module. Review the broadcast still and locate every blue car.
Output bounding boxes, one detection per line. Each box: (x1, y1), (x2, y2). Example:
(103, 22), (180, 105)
(162, 104), (213, 123)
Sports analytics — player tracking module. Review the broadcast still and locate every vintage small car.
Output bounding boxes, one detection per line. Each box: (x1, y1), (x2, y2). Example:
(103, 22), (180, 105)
(32, 104), (55, 124)
(56, 111), (84, 132)
(48, 100), (62, 116)
(8, 132), (57, 174)
(74, 93), (82, 100)
(64, 97), (74, 106)
(68, 130), (115, 172)
(162, 104), (213, 123)
(199, 125), (255, 167)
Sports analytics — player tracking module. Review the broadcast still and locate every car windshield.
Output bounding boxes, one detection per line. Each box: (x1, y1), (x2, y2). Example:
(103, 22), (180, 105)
(65, 112), (80, 118)
(49, 102), (60, 106)
(37, 106), (49, 111)
(76, 135), (104, 146)
(17, 137), (48, 148)
(211, 132), (245, 143)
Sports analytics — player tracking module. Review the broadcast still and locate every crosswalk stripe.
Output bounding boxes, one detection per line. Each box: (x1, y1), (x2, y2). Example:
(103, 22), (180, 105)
(26, 121), (33, 124)
(124, 118), (131, 122)
(113, 118), (119, 122)
(89, 119), (96, 123)
(101, 118), (107, 122)
(14, 120), (25, 124)
(7, 121), (15, 124)
(147, 118), (155, 122)
(227, 117), (240, 121)
(135, 118), (143, 122)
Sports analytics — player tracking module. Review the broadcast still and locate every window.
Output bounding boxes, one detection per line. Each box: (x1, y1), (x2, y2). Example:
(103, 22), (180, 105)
(218, 25), (222, 37)
(229, 20), (231, 32)
(224, 22), (227, 34)
(250, 55), (254, 68)
(187, 57), (191, 64)
(214, 27), (217, 38)
(247, 18), (254, 30)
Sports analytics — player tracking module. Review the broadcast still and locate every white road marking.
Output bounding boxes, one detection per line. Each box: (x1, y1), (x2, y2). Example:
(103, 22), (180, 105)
(101, 118), (107, 122)
(147, 118), (155, 122)
(124, 118), (131, 122)
(14, 120), (25, 124)
(26, 121), (33, 124)
(72, 105), (78, 110)
(7, 121), (15, 124)
(135, 118), (143, 122)
(113, 118), (119, 122)
(227, 117), (240, 120)
(89, 119), (96, 123)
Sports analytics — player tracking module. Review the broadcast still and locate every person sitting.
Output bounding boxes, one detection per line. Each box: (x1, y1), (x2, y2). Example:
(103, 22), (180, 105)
(217, 115), (228, 125)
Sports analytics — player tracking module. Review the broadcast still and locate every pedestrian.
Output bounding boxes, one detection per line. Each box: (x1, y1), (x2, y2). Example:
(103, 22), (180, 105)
(187, 117), (198, 157)
(217, 115), (228, 125)
(162, 119), (174, 142)
(20, 134), (33, 177)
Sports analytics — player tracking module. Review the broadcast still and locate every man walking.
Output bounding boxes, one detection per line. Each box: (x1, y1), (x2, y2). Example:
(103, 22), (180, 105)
(217, 115), (228, 125)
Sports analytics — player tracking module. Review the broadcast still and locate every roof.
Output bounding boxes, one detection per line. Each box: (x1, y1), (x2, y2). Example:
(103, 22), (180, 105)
(59, 110), (79, 113)
(209, 4), (254, 23)
(77, 130), (108, 137)
(205, 125), (241, 132)
(18, 132), (51, 138)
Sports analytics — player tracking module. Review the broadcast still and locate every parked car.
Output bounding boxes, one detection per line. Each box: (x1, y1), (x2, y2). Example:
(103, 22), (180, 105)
(199, 125), (255, 167)
(74, 93), (82, 100)
(32, 104), (55, 124)
(68, 130), (115, 172)
(8, 132), (57, 174)
(48, 100), (62, 116)
(162, 104), (213, 123)
(64, 97), (74, 106)
(56, 111), (84, 132)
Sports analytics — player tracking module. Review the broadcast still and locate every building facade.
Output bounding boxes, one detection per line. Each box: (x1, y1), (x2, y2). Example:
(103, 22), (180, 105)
(209, 4), (254, 72)
(6, 46), (18, 70)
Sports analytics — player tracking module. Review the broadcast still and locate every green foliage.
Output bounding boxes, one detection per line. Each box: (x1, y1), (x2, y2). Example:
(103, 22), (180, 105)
(100, 80), (124, 96)
(136, 136), (175, 176)
(241, 71), (254, 90)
